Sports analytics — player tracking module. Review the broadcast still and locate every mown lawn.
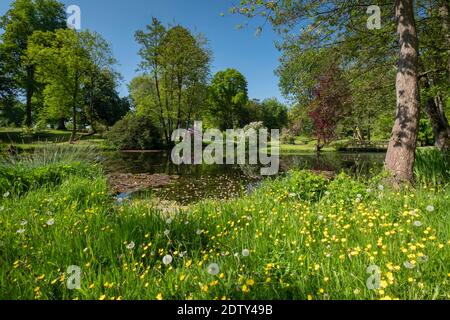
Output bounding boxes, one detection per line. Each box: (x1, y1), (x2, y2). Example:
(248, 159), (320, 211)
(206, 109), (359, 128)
(0, 158), (448, 300)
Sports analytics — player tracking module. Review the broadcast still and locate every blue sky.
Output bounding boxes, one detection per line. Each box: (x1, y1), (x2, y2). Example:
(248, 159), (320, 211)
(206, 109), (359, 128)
(0, 0), (287, 103)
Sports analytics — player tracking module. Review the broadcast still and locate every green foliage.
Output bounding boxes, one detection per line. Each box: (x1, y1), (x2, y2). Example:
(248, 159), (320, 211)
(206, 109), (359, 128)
(321, 172), (368, 206)
(134, 18), (211, 143)
(209, 68), (249, 129)
(1, 165), (449, 299)
(258, 170), (329, 203)
(259, 98), (288, 130)
(0, 0), (67, 126)
(417, 118), (435, 147)
(105, 114), (163, 150)
(415, 149), (450, 187)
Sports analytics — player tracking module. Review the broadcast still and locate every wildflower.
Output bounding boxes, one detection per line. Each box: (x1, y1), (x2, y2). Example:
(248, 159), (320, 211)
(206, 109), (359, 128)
(156, 293), (163, 300)
(164, 229), (170, 236)
(46, 218), (55, 226)
(196, 229), (202, 235)
(207, 263), (220, 276)
(166, 218), (172, 225)
(403, 261), (415, 269)
(246, 279), (255, 286)
(162, 255), (173, 265)
(307, 295), (313, 300)
(16, 229), (26, 234)
(3, 191), (10, 198)
(242, 285), (250, 293)
(99, 295), (106, 300)
(20, 220), (28, 226)
(126, 241), (135, 250)
(242, 249), (250, 257)
(378, 185), (384, 191)
(426, 205), (435, 212)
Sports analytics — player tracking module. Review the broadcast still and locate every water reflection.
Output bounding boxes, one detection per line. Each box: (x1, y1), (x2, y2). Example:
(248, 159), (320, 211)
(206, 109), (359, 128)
(101, 151), (385, 204)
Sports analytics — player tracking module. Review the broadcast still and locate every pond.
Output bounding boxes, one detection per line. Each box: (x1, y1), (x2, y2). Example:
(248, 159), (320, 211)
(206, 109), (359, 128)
(101, 151), (386, 204)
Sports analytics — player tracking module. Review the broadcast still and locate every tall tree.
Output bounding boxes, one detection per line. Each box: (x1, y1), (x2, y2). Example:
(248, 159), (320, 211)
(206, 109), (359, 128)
(209, 68), (249, 130)
(309, 63), (351, 152)
(384, 0), (420, 183)
(232, 0), (427, 183)
(0, 0), (66, 127)
(27, 29), (92, 142)
(134, 19), (211, 144)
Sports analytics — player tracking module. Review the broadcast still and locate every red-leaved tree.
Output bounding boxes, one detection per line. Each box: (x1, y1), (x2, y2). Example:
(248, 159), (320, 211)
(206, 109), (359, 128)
(308, 64), (351, 152)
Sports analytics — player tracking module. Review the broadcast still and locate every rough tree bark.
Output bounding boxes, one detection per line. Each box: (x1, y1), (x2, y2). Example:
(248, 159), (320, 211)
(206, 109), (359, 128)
(385, 0), (420, 184)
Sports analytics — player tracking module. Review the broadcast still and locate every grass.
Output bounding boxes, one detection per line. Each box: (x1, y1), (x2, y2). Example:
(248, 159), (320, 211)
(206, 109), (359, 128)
(0, 151), (449, 300)
(0, 128), (112, 152)
(415, 149), (450, 187)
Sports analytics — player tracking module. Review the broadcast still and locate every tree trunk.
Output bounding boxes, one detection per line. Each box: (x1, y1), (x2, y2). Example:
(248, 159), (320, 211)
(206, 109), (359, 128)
(422, 75), (450, 151)
(24, 66), (34, 127)
(424, 95), (450, 151)
(57, 117), (67, 130)
(385, 0), (420, 184)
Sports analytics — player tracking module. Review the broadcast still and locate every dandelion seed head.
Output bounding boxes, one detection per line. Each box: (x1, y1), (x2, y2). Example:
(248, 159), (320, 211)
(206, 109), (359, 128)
(426, 205), (435, 212)
(207, 263), (220, 275)
(162, 255), (173, 265)
(242, 249), (250, 257)
(46, 218), (55, 226)
(126, 241), (135, 250)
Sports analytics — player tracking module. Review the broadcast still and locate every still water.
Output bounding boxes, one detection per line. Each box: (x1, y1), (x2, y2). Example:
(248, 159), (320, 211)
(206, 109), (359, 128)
(102, 151), (385, 204)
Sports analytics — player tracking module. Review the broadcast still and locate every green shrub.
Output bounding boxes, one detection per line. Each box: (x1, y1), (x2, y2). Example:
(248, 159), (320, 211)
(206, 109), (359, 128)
(321, 172), (369, 205)
(105, 114), (163, 150)
(258, 170), (329, 202)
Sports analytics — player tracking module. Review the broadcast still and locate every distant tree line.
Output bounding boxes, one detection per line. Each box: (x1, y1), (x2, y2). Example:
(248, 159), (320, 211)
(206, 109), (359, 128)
(0, 0), (129, 142)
